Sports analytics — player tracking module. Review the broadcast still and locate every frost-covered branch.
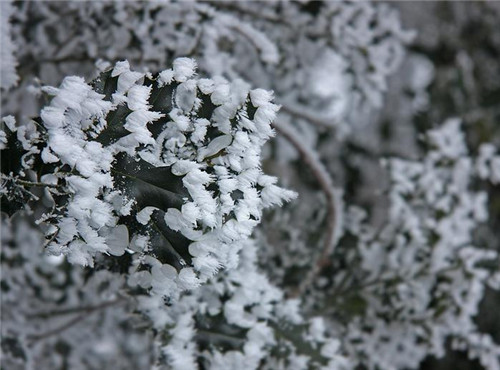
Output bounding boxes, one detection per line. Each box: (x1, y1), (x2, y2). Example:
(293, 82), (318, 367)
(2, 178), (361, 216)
(272, 119), (342, 297)
(27, 296), (127, 319)
(3, 2), (500, 369)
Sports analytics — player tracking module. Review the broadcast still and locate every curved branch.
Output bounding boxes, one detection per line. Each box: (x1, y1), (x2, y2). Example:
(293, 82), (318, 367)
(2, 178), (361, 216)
(26, 296), (128, 344)
(27, 314), (88, 344)
(27, 296), (127, 319)
(272, 120), (341, 298)
(279, 102), (341, 130)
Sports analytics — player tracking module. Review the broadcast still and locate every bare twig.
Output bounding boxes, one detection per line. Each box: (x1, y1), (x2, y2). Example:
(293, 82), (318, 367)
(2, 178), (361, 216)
(196, 329), (246, 347)
(4, 176), (61, 189)
(27, 296), (128, 344)
(27, 296), (127, 319)
(272, 120), (341, 298)
(27, 314), (89, 344)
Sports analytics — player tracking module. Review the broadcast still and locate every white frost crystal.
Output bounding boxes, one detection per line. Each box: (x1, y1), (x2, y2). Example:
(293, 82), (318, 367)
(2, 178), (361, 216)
(16, 58), (297, 304)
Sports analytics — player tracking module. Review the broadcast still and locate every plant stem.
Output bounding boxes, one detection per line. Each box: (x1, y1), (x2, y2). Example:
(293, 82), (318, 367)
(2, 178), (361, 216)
(273, 120), (340, 298)
(15, 179), (60, 189)
(26, 296), (128, 344)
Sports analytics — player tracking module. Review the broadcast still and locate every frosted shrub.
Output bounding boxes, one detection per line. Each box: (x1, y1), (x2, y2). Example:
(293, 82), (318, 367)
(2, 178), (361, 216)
(2, 58), (294, 281)
(336, 120), (500, 369)
(2, 1), (500, 370)
(6, 1), (413, 130)
(1, 58), (344, 369)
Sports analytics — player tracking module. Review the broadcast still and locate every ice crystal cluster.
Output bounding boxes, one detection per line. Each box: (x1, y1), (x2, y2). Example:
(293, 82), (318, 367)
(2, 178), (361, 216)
(1, 214), (149, 370)
(1, 57), (297, 293)
(337, 120), (500, 369)
(2, 1), (500, 370)
(5, 1), (414, 129)
(1, 57), (343, 369)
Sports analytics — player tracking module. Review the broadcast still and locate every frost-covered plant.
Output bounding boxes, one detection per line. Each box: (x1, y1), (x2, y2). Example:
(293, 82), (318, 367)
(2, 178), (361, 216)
(258, 118), (500, 370)
(3, 1), (500, 370)
(6, 1), (413, 130)
(2, 57), (294, 286)
(149, 239), (347, 370)
(331, 120), (500, 369)
(1, 211), (346, 370)
(1, 213), (150, 370)
(1, 58), (346, 369)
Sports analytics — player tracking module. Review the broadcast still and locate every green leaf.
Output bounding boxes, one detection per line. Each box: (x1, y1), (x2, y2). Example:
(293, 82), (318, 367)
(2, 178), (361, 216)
(111, 154), (193, 269)
(96, 105), (132, 146)
(92, 71), (133, 146)
(112, 154), (188, 212)
(149, 209), (192, 270)
(91, 70), (117, 100)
